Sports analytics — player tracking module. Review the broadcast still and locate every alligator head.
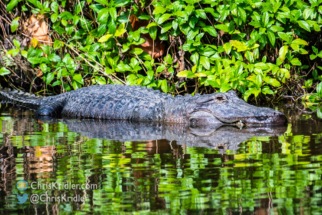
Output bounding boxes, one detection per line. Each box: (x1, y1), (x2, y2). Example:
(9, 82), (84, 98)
(187, 90), (286, 126)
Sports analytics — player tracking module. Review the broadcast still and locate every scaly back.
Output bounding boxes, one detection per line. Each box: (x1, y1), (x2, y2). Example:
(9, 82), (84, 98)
(60, 85), (174, 121)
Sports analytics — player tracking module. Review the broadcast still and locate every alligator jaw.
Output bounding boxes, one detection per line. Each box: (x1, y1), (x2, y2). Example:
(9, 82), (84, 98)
(188, 109), (242, 127)
(188, 108), (287, 127)
(215, 110), (287, 126)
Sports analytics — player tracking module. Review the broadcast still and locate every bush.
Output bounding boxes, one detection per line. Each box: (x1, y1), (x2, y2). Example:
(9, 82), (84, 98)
(0, 0), (322, 104)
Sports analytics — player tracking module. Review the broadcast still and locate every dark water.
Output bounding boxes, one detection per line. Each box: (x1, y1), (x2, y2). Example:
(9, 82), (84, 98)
(0, 104), (322, 214)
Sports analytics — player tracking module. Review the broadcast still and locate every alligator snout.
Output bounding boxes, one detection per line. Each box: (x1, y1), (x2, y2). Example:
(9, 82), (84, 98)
(243, 111), (287, 125)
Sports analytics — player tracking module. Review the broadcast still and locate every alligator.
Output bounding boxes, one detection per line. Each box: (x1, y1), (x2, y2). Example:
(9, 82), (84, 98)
(0, 85), (286, 126)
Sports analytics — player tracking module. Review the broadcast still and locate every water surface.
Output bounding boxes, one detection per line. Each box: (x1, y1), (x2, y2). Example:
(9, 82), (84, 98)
(0, 104), (322, 214)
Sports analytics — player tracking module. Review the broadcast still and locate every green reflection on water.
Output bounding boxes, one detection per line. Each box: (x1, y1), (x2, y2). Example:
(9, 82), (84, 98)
(0, 106), (322, 214)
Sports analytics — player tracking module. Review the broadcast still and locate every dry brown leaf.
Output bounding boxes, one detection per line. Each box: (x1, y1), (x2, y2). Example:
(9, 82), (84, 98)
(130, 14), (165, 59)
(36, 69), (43, 77)
(22, 14), (52, 47)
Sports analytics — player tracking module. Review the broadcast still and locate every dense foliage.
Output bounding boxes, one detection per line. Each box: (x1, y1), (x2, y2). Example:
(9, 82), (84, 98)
(0, 0), (321, 105)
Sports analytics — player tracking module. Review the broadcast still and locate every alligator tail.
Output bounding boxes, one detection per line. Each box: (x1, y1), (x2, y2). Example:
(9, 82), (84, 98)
(0, 87), (44, 109)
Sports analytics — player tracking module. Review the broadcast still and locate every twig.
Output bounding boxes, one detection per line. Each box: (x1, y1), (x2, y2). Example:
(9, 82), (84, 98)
(65, 44), (125, 84)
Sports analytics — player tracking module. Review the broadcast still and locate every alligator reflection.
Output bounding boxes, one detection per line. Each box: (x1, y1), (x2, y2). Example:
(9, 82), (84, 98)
(59, 119), (287, 153)
(3, 104), (322, 214)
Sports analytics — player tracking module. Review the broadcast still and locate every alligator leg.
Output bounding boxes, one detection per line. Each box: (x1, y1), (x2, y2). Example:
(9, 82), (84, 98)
(35, 102), (64, 116)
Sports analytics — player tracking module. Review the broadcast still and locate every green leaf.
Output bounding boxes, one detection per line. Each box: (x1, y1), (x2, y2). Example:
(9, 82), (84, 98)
(298, 48), (308, 55)
(190, 52), (199, 65)
(161, 79), (168, 93)
(249, 21), (261, 28)
(223, 42), (232, 55)
(51, 1), (59, 13)
(270, 25), (284, 32)
(153, 6), (166, 15)
(21, 5), (28, 11)
(46, 72), (55, 85)
(53, 40), (63, 50)
(94, 76), (106, 85)
(21, 50), (28, 58)
(11, 17), (20, 33)
(51, 13), (58, 22)
(262, 12), (269, 27)
(195, 9), (207, 19)
(130, 48), (143, 55)
(220, 83), (231, 92)
(310, 54), (317, 60)
(277, 32), (291, 43)
(279, 46), (288, 61)
(94, 0), (108, 6)
(116, 63), (131, 72)
(52, 80), (61, 87)
(237, 7), (247, 23)
(89, 4), (104, 13)
(157, 14), (172, 25)
(0, 67), (11, 76)
(291, 43), (300, 51)
(107, 18), (116, 34)
(264, 77), (281, 87)
(203, 26), (217, 37)
(59, 11), (73, 20)
(138, 14), (150, 20)
(28, 0), (43, 9)
(12, 39), (20, 49)
(245, 51), (254, 63)
(48, 53), (61, 62)
(245, 88), (261, 98)
(317, 82), (322, 98)
(189, 16), (198, 28)
(161, 22), (172, 34)
(200, 56), (210, 70)
(109, 7), (117, 21)
(146, 22), (158, 28)
(292, 38), (308, 46)
(255, 74), (262, 88)
(27, 57), (41, 64)
(317, 108), (322, 119)
(303, 8), (314, 20)
(318, 51), (322, 58)
(114, 23), (126, 37)
(267, 30), (275, 46)
(98, 8), (109, 24)
(215, 24), (229, 32)
(290, 58), (302, 66)
(62, 83), (71, 91)
(177, 70), (188, 77)
(114, 0), (130, 7)
(298, 20), (311, 32)
(73, 74), (84, 85)
(75, 1), (85, 15)
(40, 45), (50, 55)
(156, 65), (165, 73)
(149, 26), (157, 40)
(164, 54), (173, 65)
(262, 86), (274, 94)
(7, 0), (19, 11)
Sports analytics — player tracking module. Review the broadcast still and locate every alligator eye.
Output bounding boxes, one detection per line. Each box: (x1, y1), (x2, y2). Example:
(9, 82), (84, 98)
(214, 95), (226, 102)
(216, 96), (224, 101)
